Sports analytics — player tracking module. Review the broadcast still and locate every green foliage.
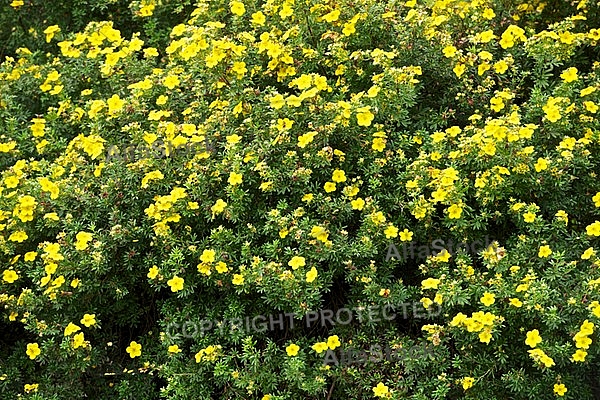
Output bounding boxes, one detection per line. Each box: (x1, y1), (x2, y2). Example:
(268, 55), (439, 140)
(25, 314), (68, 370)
(1, 0), (600, 399)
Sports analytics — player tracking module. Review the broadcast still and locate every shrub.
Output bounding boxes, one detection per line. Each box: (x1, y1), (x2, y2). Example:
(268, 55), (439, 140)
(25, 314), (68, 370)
(1, 0), (600, 399)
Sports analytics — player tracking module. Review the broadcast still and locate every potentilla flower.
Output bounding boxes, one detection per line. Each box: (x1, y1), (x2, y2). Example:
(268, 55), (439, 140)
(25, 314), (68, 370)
(81, 314), (96, 327)
(3, 269), (18, 283)
(285, 343), (299, 356)
(538, 245), (552, 258)
(232, 274), (244, 285)
(373, 382), (389, 397)
(230, 1), (245, 16)
(553, 383), (567, 396)
(311, 342), (328, 353)
(462, 377), (474, 390)
(26, 343), (41, 360)
(167, 276), (184, 292)
(288, 256), (305, 270)
(43, 25), (61, 42)
(480, 292), (495, 306)
(560, 67), (578, 83)
(126, 341), (142, 358)
(324, 182), (336, 192)
(75, 231), (93, 250)
(228, 172), (243, 186)
(326, 335), (340, 349)
(64, 322), (81, 336)
(168, 344), (182, 354)
(332, 169), (346, 183)
(72, 332), (86, 349)
(525, 329), (542, 348)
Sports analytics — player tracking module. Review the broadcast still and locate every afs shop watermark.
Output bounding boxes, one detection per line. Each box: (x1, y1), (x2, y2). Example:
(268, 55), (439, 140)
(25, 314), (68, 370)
(104, 137), (216, 163)
(385, 235), (493, 261)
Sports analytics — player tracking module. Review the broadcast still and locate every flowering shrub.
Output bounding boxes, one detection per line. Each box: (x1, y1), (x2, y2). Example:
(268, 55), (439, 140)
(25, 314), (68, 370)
(1, 0), (600, 399)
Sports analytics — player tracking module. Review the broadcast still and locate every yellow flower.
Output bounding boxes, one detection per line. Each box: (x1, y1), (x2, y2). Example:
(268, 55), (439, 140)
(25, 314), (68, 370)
(298, 131), (317, 148)
(228, 172), (243, 186)
(509, 298), (523, 307)
(392, 228), (410, 242)
(327, 335), (341, 349)
(107, 94), (124, 114)
(447, 204), (462, 219)
(534, 158), (548, 172)
(453, 63), (466, 77)
(232, 274), (244, 285)
(81, 313), (96, 327)
(147, 266), (159, 279)
(215, 262), (228, 273)
(442, 45), (457, 58)
(269, 94), (286, 109)
(538, 245), (552, 258)
(587, 221), (600, 236)
(322, 9), (341, 22)
(421, 297), (433, 309)
(493, 60), (509, 74)
(572, 349), (587, 362)
(324, 182), (336, 192)
(482, 7), (495, 19)
(356, 108), (374, 126)
(163, 75), (180, 89)
(384, 225), (398, 238)
(525, 329), (542, 348)
(372, 137), (386, 152)
(288, 256), (305, 270)
(370, 211), (386, 225)
(126, 341), (142, 358)
(200, 249), (216, 263)
(64, 322), (81, 336)
(251, 11), (266, 25)
(72, 332), (86, 349)
(3, 269), (18, 283)
(373, 382), (389, 397)
(43, 25), (61, 42)
(230, 1), (245, 16)
(351, 198), (365, 210)
(553, 383), (567, 396)
(168, 344), (182, 354)
(286, 343), (300, 356)
(75, 231), (93, 250)
(4, 175), (19, 188)
(26, 343), (41, 360)
(560, 67), (578, 83)
(167, 276), (184, 292)
(480, 292), (495, 306)
(421, 278), (440, 290)
(581, 247), (595, 260)
(156, 95), (168, 105)
(9, 230), (28, 242)
(584, 101), (598, 113)
(211, 199), (227, 214)
(332, 169), (346, 183)
(523, 212), (536, 223)
(580, 86), (597, 97)
(479, 329), (492, 344)
(462, 377), (474, 390)
(311, 341), (328, 353)
(306, 267), (318, 283)
(24, 383), (38, 393)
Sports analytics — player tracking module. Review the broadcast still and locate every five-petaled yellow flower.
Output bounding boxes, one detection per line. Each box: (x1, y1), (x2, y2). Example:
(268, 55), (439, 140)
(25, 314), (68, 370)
(126, 341), (142, 358)
(286, 343), (300, 356)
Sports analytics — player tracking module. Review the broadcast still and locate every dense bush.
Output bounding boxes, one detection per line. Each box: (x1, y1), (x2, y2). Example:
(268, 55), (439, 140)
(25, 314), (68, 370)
(1, 0), (600, 399)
